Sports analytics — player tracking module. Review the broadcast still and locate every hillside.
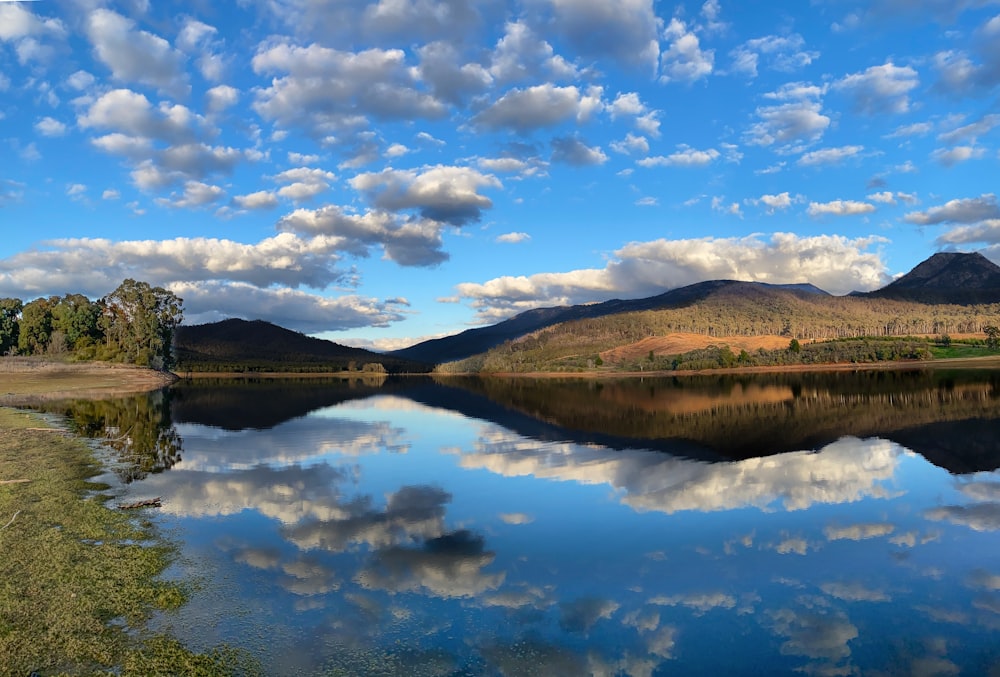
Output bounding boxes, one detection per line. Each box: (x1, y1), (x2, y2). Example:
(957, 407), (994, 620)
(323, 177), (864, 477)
(174, 318), (430, 373)
(389, 280), (829, 365)
(436, 281), (1000, 373)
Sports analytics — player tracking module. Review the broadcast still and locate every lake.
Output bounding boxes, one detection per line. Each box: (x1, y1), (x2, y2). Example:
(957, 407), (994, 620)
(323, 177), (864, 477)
(45, 370), (1000, 675)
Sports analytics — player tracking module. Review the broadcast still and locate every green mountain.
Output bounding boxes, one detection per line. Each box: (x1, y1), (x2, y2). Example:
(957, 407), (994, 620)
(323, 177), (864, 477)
(174, 318), (430, 373)
(861, 251), (1000, 303)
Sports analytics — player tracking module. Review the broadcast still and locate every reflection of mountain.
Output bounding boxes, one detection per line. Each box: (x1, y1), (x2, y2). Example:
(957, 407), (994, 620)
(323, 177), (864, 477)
(424, 371), (1000, 473)
(169, 377), (395, 430)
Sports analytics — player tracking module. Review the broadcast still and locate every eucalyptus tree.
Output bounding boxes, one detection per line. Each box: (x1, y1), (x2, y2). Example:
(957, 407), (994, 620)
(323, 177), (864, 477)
(51, 293), (101, 351)
(17, 296), (58, 355)
(99, 279), (184, 369)
(0, 297), (22, 356)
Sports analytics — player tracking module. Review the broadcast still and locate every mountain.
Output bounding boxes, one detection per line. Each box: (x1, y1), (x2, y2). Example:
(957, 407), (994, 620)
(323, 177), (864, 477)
(174, 318), (430, 373)
(388, 281), (830, 365)
(863, 252), (1000, 303)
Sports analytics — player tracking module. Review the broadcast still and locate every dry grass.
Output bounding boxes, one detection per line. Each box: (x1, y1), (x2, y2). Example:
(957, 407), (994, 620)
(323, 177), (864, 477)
(601, 333), (796, 364)
(0, 357), (175, 405)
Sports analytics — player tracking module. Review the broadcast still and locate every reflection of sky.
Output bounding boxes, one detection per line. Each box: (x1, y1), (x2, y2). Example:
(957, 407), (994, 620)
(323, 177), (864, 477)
(136, 390), (1000, 676)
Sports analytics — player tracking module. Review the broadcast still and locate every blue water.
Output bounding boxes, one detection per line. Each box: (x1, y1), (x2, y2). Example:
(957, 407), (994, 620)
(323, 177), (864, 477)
(72, 375), (1000, 676)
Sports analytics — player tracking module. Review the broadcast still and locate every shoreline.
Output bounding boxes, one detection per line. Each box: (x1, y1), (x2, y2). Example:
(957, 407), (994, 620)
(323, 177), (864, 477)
(0, 358), (177, 405)
(1, 355), (998, 401)
(438, 355), (1000, 379)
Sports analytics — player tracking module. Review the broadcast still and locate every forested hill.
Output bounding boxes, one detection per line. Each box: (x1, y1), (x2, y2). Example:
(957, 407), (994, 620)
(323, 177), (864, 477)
(435, 281), (1000, 374)
(174, 319), (430, 373)
(388, 280), (830, 365)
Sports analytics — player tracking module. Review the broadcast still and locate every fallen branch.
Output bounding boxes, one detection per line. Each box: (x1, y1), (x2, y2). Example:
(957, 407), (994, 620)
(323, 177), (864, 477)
(118, 497), (162, 510)
(1, 510), (20, 531)
(0, 479), (31, 485)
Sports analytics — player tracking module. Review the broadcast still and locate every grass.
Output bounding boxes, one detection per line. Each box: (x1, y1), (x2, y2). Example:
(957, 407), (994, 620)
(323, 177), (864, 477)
(928, 343), (997, 359)
(0, 407), (256, 676)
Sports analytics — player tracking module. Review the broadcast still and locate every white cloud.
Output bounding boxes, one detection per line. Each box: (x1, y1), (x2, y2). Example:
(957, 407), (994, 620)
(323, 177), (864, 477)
(277, 204), (450, 266)
(496, 232), (530, 244)
(252, 42), (447, 139)
(938, 114), (1000, 144)
(205, 85), (239, 114)
(745, 100), (830, 148)
(635, 197), (658, 207)
(546, 0), (660, 70)
(233, 190), (279, 210)
(550, 136), (608, 166)
(102, 189), (120, 200)
(0, 4), (65, 42)
(35, 116), (67, 137)
(85, 9), (189, 98)
(729, 34), (818, 78)
(154, 180), (226, 209)
(610, 133), (650, 155)
(904, 194), (1000, 224)
(660, 18), (714, 83)
(471, 83), (603, 133)
(273, 166), (337, 202)
(350, 165), (501, 226)
(488, 21), (579, 85)
(638, 147), (720, 168)
(748, 192), (796, 213)
(798, 145), (864, 166)
(834, 62), (919, 115)
(931, 145), (985, 166)
(455, 232), (889, 321)
(807, 200), (877, 217)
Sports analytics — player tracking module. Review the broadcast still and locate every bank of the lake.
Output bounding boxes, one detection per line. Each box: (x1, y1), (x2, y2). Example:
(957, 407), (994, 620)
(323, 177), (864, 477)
(0, 358), (177, 406)
(0, 407), (254, 675)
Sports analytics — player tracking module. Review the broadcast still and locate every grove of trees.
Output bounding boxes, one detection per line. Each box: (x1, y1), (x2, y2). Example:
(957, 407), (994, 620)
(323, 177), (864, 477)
(0, 279), (183, 369)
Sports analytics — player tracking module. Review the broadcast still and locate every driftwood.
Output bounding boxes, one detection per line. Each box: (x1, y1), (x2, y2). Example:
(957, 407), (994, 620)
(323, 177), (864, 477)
(1, 510), (20, 531)
(117, 497), (162, 510)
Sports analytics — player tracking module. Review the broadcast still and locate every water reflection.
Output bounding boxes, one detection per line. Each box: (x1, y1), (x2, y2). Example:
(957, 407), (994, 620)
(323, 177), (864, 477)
(44, 372), (1000, 675)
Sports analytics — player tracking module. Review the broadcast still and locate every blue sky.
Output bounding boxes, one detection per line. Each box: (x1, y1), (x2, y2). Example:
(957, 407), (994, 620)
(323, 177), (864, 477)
(2, 0), (999, 349)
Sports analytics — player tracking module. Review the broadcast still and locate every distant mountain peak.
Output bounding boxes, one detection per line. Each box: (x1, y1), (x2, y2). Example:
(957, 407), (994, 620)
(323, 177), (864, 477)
(886, 251), (1000, 290)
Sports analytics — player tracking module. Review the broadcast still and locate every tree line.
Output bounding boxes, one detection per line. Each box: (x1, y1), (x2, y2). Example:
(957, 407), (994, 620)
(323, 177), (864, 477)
(0, 279), (183, 369)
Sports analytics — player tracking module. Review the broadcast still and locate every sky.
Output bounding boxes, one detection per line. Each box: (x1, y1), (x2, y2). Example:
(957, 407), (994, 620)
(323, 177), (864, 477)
(1, 0), (1000, 350)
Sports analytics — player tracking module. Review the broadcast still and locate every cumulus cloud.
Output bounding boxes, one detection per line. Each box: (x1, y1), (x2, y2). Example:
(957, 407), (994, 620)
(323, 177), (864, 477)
(154, 180), (226, 209)
(807, 200), (876, 217)
(455, 232), (888, 321)
(471, 83), (603, 133)
(85, 9), (189, 98)
(545, 0), (660, 70)
(550, 136), (608, 166)
(610, 133), (650, 155)
(349, 165), (501, 226)
(35, 116), (67, 137)
(488, 20), (579, 85)
(638, 146), (720, 168)
(904, 194), (999, 224)
(660, 17), (713, 83)
(416, 40), (492, 106)
(834, 62), (919, 115)
(747, 192), (796, 213)
(729, 34), (818, 78)
(252, 42), (447, 139)
(932, 145), (985, 166)
(233, 190), (279, 210)
(496, 232), (530, 244)
(745, 97), (830, 149)
(798, 145), (864, 166)
(273, 166), (337, 202)
(278, 204), (450, 266)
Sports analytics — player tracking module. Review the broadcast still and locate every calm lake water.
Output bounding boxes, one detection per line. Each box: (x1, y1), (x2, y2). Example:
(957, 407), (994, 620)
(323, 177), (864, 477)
(47, 370), (1000, 676)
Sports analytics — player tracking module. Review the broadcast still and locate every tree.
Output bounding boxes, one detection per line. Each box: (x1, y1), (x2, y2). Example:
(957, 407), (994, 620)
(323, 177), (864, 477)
(986, 325), (1000, 351)
(0, 297), (21, 356)
(52, 293), (101, 351)
(788, 338), (802, 353)
(18, 296), (57, 355)
(100, 280), (184, 368)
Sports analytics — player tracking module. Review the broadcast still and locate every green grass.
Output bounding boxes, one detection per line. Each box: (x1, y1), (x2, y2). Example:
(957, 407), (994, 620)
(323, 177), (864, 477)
(0, 407), (257, 676)
(928, 343), (996, 359)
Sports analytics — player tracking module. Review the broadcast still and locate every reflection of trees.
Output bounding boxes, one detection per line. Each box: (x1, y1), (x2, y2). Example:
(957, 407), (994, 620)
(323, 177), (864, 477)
(431, 371), (1000, 466)
(45, 391), (182, 482)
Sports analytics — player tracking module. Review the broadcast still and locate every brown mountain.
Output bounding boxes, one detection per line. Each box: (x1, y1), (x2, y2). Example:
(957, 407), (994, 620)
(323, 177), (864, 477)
(174, 318), (430, 373)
